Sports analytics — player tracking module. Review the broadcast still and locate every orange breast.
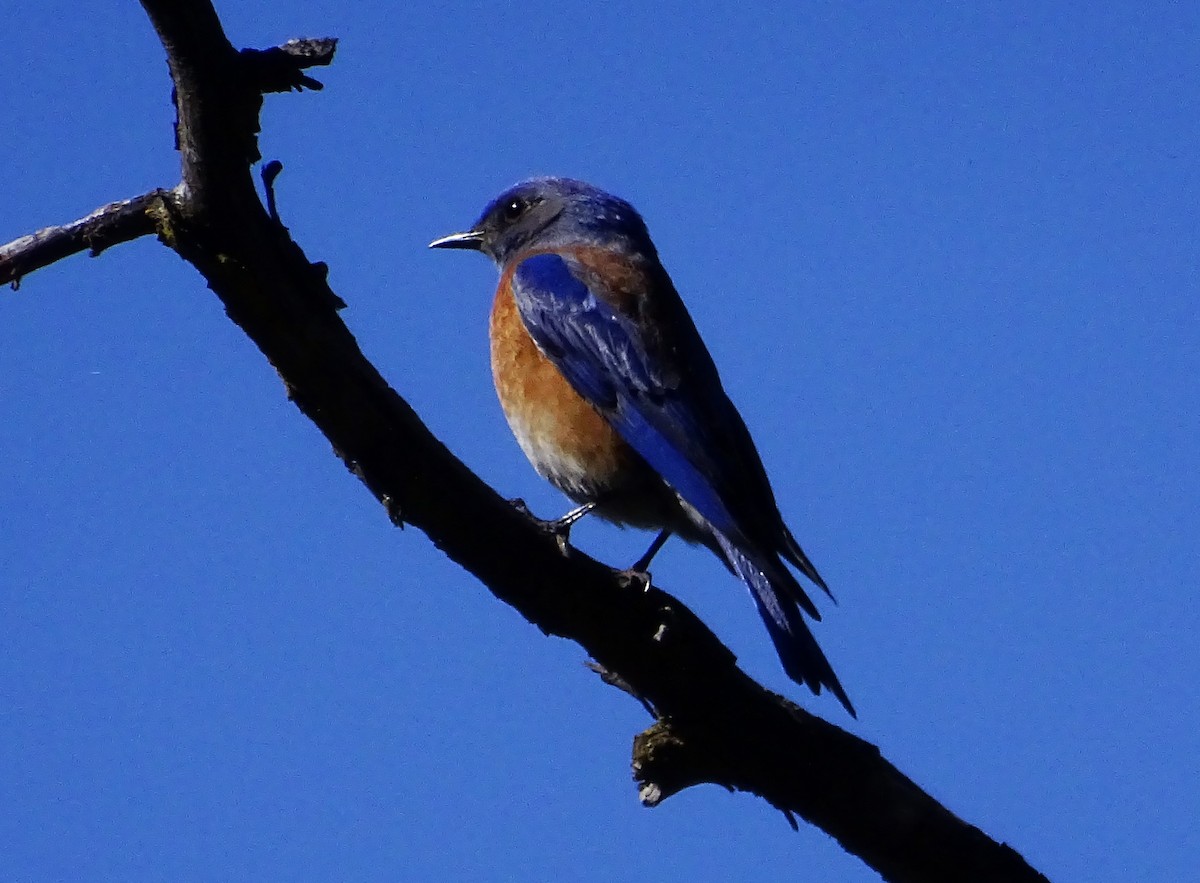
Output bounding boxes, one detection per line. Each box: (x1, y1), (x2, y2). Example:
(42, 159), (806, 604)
(488, 260), (707, 539)
(489, 277), (640, 502)
(489, 268), (657, 499)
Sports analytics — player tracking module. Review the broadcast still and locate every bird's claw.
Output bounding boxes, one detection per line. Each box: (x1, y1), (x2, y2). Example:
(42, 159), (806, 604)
(543, 503), (596, 555)
(617, 567), (653, 592)
(510, 499), (593, 557)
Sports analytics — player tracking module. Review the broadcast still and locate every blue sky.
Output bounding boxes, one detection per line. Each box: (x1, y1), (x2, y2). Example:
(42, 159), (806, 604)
(3, 2), (1197, 880)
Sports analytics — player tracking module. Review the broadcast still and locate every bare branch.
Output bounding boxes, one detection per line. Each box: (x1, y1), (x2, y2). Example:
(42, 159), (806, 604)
(1, 191), (169, 289)
(241, 37), (339, 93)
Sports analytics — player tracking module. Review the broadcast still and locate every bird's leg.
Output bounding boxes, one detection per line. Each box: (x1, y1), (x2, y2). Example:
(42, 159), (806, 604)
(617, 529), (672, 591)
(550, 502), (596, 533)
(631, 528), (671, 573)
(508, 499), (596, 554)
(509, 499), (591, 527)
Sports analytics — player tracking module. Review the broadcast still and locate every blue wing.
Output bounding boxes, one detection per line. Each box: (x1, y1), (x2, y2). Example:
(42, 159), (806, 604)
(511, 252), (853, 714)
(512, 254), (739, 536)
(512, 252), (812, 570)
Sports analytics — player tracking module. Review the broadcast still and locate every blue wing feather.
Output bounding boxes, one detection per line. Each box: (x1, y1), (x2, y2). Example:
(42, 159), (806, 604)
(512, 253), (802, 546)
(514, 255), (740, 530)
(511, 252), (852, 713)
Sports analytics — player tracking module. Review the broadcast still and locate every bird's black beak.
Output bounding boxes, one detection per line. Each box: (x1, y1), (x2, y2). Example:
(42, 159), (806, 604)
(428, 230), (486, 251)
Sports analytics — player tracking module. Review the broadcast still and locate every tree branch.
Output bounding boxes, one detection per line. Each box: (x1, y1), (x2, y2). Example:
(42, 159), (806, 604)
(241, 38), (338, 93)
(1, 4), (1050, 882)
(1, 190), (169, 289)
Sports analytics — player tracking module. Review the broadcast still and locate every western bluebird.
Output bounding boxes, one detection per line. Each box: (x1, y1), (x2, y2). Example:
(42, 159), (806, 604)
(431, 177), (853, 716)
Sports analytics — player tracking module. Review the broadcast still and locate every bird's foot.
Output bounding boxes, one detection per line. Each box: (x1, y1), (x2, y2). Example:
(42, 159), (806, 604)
(509, 499), (595, 556)
(616, 566), (653, 592)
(548, 502), (596, 533)
(630, 528), (671, 574)
(544, 503), (595, 555)
(614, 528), (672, 591)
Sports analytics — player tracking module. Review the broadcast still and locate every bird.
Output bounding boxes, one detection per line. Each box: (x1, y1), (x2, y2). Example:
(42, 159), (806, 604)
(430, 177), (854, 716)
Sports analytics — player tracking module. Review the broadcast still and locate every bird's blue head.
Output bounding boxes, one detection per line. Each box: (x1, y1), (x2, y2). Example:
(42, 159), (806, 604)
(429, 177), (657, 266)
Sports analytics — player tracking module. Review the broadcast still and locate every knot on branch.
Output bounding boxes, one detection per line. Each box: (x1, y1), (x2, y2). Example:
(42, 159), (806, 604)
(632, 719), (726, 808)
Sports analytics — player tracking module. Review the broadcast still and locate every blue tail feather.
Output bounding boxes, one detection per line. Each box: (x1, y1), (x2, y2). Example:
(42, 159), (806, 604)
(713, 532), (856, 717)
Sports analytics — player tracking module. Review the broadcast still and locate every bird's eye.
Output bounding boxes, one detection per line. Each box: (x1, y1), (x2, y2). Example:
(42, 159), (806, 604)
(502, 197), (528, 222)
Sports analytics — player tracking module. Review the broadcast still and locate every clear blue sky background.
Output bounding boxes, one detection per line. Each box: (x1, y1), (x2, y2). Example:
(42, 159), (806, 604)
(3, 3), (1197, 881)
